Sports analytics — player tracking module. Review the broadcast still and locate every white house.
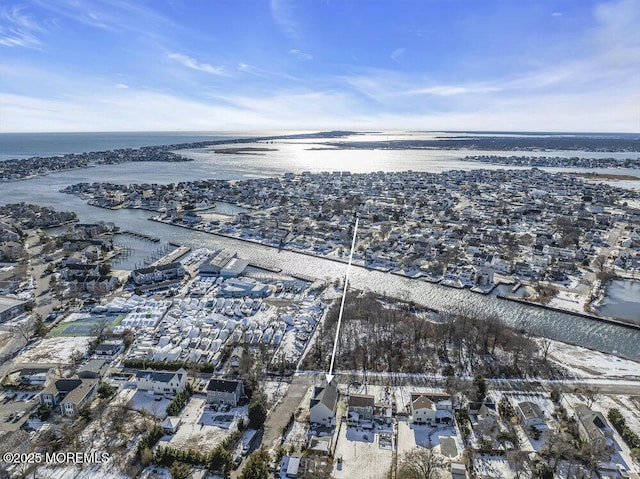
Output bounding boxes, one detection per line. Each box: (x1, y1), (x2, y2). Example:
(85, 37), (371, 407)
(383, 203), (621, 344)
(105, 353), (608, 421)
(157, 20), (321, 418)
(517, 401), (546, 428)
(309, 380), (338, 426)
(134, 368), (187, 396)
(410, 393), (436, 425)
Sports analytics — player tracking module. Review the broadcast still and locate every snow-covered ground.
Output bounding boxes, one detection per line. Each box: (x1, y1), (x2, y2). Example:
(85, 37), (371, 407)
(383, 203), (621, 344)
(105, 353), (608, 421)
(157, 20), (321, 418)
(282, 418), (308, 450)
(547, 290), (587, 314)
(547, 339), (640, 378)
(396, 419), (461, 459)
(473, 454), (518, 479)
(158, 397), (246, 452)
(332, 423), (393, 479)
(35, 466), (129, 479)
(125, 390), (171, 419)
(261, 379), (290, 408)
(586, 395), (640, 474)
(16, 337), (90, 364)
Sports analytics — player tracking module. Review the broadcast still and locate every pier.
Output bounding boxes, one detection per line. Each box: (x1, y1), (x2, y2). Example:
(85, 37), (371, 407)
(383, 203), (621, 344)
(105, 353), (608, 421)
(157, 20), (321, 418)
(121, 230), (160, 242)
(149, 245), (191, 267)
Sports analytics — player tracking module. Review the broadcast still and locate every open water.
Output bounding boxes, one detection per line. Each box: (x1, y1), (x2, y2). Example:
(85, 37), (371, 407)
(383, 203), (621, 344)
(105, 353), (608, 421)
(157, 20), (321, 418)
(1, 131), (639, 359)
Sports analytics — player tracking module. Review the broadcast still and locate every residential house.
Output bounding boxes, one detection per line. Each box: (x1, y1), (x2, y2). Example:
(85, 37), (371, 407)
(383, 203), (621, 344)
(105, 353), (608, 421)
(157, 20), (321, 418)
(78, 359), (109, 379)
(206, 378), (244, 407)
(0, 241), (24, 261)
(516, 401), (546, 428)
(62, 263), (100, 280)
(574, 405), (613, 448)
(60, 378), (99, 416)
(18, 367), (54, 386)
(0, 296), (27, 323)
(39, 377), (99, 417)
(468, 399), (498, 429)
(94, 340), (124, 359)
(161, 416), (182, 434)
(309, 380), (338, 427)
(134, 368), (187, 396)
(411, 393), (436, 425)
(131, 262), (185, 285)
(347, 394), (375, 428)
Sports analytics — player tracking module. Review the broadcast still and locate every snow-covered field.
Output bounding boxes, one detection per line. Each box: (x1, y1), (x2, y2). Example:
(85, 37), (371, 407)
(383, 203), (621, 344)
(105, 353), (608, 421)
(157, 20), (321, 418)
(473, 454), (517, 479)
(396, 420), (460, 459)
(261, 379), (290, 408)
(125, 389), (171, 419)
(159, 397), (246, 452)
(35, 466), (129, 479)
(16, 337), (90, 364)
(547, 290), (587, 314)
(547, 340), (640, 378)
(332, 423), (393, 479)
(282, 418), (308, 450)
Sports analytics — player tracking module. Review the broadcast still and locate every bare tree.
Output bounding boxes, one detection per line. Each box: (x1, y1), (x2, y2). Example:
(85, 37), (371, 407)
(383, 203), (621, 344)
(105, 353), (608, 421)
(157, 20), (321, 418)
(583, 387), (600, 408)
(397, 447), (445, 479)
(580, 440), (610, 475)
(91, 316), (111, 341)
(507, 450), (529, 479)
(11, 320), (33, 344)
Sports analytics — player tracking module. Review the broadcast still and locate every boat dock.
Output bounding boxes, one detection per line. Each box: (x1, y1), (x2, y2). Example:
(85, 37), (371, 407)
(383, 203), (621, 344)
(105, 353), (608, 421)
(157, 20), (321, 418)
(149, 245), (191, 267)
(121, 230), (161, 242)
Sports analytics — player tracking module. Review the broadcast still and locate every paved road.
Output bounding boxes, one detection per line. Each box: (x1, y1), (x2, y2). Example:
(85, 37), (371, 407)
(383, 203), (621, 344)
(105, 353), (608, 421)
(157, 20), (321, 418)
(296, 370), (640, 396)
(0, 231), (58, 378)
(231, 374), (314, 478)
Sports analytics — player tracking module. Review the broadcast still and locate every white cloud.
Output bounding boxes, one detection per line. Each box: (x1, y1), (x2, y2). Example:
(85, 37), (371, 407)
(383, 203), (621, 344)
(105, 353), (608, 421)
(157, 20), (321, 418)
(3, 75), (637, 134)
(592, 0), (640, 66)
(167, 53), (227, 76)
(114, 83), (129, 89)
(289, 48), (312, 60)
(390, 48), (405, 63)
(408, 85), (501, 96)
(551, 12), (562, 17)
(0, 5), (45, 49)
(271, 0), (301, 39)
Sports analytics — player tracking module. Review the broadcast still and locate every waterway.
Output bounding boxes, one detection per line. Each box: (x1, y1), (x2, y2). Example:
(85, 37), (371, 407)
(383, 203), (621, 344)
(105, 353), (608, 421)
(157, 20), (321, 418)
(597, 280), (640, 322)
(1, 134), (639, 359)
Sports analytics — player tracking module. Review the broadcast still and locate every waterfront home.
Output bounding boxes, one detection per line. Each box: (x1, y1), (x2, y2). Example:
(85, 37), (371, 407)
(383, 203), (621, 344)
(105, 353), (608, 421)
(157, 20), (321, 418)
(131, 262), (185, 285)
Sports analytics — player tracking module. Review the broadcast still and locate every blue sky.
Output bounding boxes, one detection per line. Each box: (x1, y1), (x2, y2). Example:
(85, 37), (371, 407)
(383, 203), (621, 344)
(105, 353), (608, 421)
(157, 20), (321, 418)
(1, 0), (638, 132)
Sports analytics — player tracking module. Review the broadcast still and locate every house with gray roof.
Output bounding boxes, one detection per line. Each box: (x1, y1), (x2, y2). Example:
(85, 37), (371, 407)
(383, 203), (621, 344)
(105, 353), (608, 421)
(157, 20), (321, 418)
(131, 262), (185, 285)
(574, 404), (613, 448)
(0, 296), (27, 323)
(347, 394), (375, 427)
(134, 367), (187, 396)
(39, 377), (99, 417)
(206, 378), (244, 407)
(309, 380), (337, 426)
(517, 401), (546, 428)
